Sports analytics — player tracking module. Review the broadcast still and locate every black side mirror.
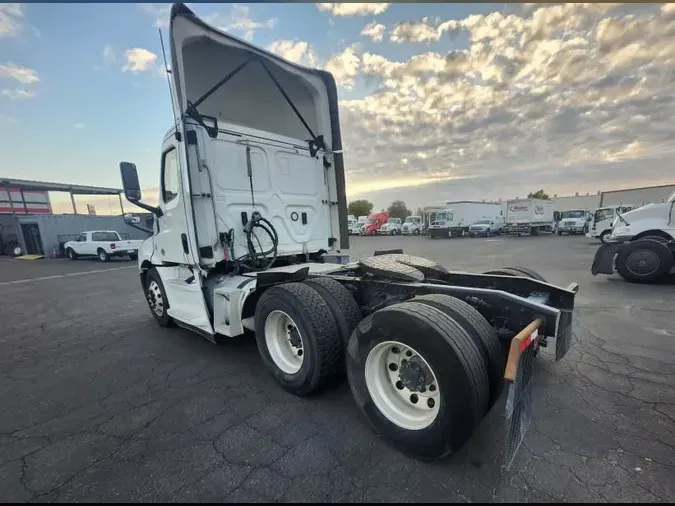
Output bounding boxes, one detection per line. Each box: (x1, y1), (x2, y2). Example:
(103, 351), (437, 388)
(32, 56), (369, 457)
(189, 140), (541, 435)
(120, 162), (142, 201)
(119, 161), (163, 218)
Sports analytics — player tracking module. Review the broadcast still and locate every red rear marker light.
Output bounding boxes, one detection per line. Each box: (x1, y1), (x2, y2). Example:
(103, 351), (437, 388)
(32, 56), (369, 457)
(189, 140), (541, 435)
(110, 243), (116, 249)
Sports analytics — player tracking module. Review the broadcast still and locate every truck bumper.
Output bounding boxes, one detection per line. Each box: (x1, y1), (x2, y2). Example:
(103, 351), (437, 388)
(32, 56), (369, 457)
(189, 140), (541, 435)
(591, 242), (623, 275)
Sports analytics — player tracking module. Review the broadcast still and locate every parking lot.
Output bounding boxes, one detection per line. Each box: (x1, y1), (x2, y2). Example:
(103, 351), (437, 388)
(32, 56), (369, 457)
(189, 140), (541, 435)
(1, 234), (673, 503)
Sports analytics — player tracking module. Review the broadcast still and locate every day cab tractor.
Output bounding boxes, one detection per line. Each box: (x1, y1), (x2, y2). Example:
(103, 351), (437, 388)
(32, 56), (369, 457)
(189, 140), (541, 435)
(119, 3), (579, 467)
(592, 192), (675, 283)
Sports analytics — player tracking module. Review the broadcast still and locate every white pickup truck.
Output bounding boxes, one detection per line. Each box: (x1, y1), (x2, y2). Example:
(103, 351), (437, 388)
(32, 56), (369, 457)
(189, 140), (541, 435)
(64, 230), (142, 262)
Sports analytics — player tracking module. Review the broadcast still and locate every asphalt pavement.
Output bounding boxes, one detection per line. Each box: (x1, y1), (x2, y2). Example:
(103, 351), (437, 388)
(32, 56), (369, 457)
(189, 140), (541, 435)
(0, 234), (673, 502)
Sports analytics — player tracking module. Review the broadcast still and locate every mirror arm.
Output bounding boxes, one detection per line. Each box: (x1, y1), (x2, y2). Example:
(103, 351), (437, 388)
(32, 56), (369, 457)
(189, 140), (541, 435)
(126, 197), (163, 218)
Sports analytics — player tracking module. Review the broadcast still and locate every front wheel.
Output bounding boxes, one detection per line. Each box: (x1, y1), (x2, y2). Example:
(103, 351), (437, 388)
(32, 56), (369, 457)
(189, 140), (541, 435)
(616, 240), (673, 283)
(67, 248), (78, 260)
(145, 268), (174, 327)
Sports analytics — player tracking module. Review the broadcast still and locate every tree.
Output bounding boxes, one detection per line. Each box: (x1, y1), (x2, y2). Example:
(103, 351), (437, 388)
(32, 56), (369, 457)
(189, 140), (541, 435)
(348, 199), (373, 217)
(527, 189), (550, 199)
(388, 200), (411, 220)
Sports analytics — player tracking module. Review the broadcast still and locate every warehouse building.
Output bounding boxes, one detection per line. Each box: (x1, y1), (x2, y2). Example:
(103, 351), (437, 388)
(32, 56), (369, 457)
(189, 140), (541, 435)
(0, 178), (150, 257)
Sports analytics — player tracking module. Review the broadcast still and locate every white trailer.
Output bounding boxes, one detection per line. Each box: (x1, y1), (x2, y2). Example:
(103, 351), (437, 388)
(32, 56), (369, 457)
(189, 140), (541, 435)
(428, 201), (503, 238)
(504, 199), (555, 236)
(117, 3), (580, 467)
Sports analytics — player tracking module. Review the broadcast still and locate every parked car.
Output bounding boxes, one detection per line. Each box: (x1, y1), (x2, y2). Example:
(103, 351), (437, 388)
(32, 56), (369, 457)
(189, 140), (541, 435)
(64, 230), (143, 262)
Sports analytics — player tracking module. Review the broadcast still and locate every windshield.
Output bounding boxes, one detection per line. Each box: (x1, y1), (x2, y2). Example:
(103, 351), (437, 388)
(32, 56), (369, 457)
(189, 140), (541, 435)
(367, 218), (378, 224)
(405, 217), (420, 223)
(594, 208), (614, 223)
(474, 219), (491, 225)
(562, 210), (586, 219)
(387, 218), (398, 224)
(435, 212), (452, 222)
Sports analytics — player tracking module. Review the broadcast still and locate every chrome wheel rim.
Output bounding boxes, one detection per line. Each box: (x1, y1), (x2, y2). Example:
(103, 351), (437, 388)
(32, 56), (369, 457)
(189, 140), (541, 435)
(264, 310), (304, 374)
(147, 280), (164, 316)
(364, 340), (440, 430)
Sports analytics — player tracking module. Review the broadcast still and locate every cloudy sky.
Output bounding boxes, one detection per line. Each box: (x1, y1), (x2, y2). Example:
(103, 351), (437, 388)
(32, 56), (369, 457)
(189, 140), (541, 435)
(1, 3), (674, 214)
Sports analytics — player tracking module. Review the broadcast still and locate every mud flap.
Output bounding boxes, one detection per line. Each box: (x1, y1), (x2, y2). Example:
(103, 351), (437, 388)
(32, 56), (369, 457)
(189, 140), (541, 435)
(591, 242), (622, 275)
(503, 319), (541, 470)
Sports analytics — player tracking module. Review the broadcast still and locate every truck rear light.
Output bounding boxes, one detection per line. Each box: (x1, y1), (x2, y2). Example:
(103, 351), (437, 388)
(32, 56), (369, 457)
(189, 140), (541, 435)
(110, 243), (116, 249)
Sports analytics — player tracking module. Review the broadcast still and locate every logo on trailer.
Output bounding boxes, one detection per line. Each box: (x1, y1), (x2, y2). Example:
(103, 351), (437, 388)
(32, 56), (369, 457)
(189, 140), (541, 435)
(534, 205), (544, 215)
(509, 205), (529, 212)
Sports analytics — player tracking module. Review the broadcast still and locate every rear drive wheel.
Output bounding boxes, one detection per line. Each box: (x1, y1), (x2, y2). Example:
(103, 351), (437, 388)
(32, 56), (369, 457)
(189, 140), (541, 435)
(67, 248), (78, 260)
(615, 240), (673, 283)
(303, 276), (361, 347)
(255, 283), (343, 396)
(145, 268), (174, 327)
(347, 301), (489, 460)
(97, 248), (109, 262)
(412, 294), (504, 410)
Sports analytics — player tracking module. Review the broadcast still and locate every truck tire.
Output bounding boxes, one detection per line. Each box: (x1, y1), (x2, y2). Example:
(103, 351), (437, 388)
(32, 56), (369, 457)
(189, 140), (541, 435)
(255, 282), (343, 396)
(346, 301), (489, 460)
(97, 248), (110, 262)
(303, 276), (361, 347)
(145, 268), (174, 327)
(67, 248), (78, 260)
(412, 294), (504, 410)
(599, 230), (611, 243)
(615, 240), (673, 284)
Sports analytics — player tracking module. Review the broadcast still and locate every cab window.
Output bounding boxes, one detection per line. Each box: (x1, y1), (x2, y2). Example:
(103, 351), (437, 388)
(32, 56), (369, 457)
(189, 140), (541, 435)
(161, 148), (180, 203)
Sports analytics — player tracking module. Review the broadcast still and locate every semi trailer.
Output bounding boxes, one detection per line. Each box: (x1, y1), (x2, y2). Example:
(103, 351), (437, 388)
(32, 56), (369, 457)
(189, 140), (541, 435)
(119, 3), (579, 467)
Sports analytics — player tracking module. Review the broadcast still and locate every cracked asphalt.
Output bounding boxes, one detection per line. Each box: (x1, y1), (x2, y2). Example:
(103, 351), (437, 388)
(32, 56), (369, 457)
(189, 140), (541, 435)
(1, 234), (673, 503)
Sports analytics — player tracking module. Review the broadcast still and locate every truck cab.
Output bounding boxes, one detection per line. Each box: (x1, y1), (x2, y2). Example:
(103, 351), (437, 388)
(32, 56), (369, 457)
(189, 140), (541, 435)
(557, 209), (591, 236)
(378, 217), (402, 235)
(401, 215), (422, 235)
(587, 205), (634, 242)
(360, 211), (389, 236)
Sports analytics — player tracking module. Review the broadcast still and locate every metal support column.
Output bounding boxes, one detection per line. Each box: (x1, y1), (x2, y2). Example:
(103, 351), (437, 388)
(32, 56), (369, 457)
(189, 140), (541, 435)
(70, 191), (78, 214)
(118, 193), (125, 215)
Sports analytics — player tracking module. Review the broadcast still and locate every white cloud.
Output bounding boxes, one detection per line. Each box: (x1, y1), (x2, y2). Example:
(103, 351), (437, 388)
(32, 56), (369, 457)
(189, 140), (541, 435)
(74, 122), (85, 129)
(0, 62), (39, 84)
(102, 44), (115, 63)
(268, 40), (318, 67)
(122, 48), (158, 73)
(0, 3), (23, 37)
(324, 45), (362, 89)
(205, 4), (277, 41)
(389, 18), (460, 44)
(316, 3), (390, 17)
(0, 113), (17, 125)
(318, 3), (675, 206)
(361, 22), (386, 42)
(1, 88), (35, 100)
(138, 3), (172, 29)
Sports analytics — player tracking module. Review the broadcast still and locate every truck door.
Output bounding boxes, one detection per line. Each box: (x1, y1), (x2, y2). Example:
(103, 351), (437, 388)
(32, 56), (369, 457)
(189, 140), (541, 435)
(154, 144), (193, 264)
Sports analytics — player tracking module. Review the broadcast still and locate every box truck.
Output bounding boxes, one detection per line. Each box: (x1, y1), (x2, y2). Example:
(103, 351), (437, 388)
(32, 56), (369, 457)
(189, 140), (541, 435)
(504, 199), (555, 236)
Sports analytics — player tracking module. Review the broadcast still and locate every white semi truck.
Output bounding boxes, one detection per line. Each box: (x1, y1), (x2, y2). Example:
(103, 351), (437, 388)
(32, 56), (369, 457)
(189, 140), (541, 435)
(592, 191), (675, 283)
(401, 215), (423, 235)
(504, 198), (555, 236)
(428, 201), (503, 239)
(119, 3), (579, 466)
